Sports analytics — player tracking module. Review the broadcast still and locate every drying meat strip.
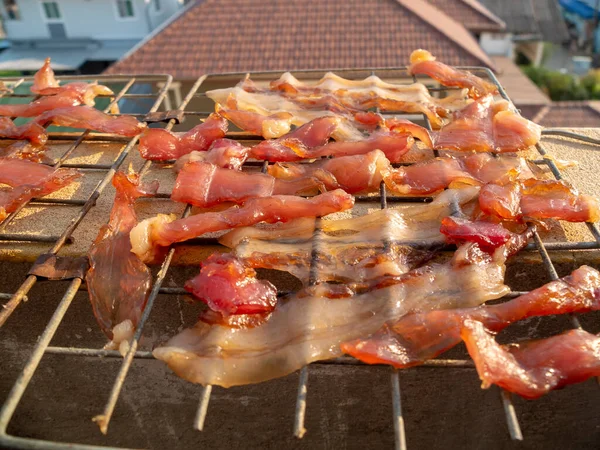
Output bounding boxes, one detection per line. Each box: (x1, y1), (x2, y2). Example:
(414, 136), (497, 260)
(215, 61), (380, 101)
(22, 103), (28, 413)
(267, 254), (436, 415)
(34, 106), (146, 137)
(249, 116), (338, 162)
(173, 138), (249, 171)
(171, 161), (322, 208)
(222, 188), (480, 284)
(390, 95), (542, 153)
(479, 179), (600, 223)
(267, 150), (389, 194)
(0, 141), (50, 163)
(184, 253), (278, 316)
(152, 242), (510, 387)
(342, 265), (600, 368)
(0, 158), (81, 221)
(216, 98), (293, 138)
(130, 189), (355, 262)
(0, 118), (47, 145)
(265, 71), (469, 128)
(30, 57), (114, 106)
(0, 91), (85, 117)
(383, 153), (537, 195)
(138, 113), (228, 160)
(86, 170), (158, 351)
(221, 187), (480, 249)
(462, 320), (600, 399)
(408, 49), (498, 99)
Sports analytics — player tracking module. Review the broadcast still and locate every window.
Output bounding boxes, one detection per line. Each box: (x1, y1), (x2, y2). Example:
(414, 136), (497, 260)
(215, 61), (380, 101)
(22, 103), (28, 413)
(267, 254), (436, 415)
(3, 0), (20, 20)
(116, 0), (134, 18)
(42, 1), (60, 20)
(153, 0), (161, 12)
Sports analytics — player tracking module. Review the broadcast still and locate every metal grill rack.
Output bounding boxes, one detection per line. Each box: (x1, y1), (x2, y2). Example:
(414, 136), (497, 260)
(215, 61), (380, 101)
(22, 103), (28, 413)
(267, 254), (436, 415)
(1, 67), (599, 449)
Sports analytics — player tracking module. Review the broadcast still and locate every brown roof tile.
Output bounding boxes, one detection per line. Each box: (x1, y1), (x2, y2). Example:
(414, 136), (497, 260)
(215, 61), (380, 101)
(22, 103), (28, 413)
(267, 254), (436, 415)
(425, 0), (505, 32)
(516, 102), (600, 128)
(106, 0), (494, 79)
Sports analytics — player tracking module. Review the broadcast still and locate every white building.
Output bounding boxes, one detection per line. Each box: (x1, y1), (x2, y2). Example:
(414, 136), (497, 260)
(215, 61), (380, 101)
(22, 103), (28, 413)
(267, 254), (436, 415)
(0, 0), (191, 72)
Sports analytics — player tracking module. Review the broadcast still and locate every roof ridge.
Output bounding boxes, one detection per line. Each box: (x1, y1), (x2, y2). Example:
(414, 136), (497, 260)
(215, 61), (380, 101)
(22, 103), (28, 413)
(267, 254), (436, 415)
(396, 0), (495, 70)
(458, 0), (506, 29)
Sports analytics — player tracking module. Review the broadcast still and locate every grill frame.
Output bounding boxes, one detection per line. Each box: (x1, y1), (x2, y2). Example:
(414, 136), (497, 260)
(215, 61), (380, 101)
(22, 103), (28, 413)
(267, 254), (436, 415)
(0, 67), (599, 450)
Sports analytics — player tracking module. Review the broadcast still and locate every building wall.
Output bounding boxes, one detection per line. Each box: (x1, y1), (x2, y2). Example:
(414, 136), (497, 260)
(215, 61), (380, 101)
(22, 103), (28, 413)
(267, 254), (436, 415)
(0, 0), (181, 41)
(479, 32), (513, 57)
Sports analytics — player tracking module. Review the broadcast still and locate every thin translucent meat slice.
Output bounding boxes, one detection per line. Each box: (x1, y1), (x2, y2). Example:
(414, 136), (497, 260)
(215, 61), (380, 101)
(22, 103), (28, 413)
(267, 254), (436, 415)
(0, 158), (81, 221)
(216, 98), (293, 138)
(138, 113), (228, 160)
(86, 170), (158, 348)
(130, 189), (355, 262)
(462, 320), (600, 399)
(34, 106), (146, 137)
(342, 265), (600, 368)
(152, 243), (509, 387)
(184, 253), (278, 315)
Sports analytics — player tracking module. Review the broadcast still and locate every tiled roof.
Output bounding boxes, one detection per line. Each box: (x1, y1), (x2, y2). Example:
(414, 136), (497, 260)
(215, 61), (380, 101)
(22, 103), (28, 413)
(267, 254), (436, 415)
(531, 0), (570, 44)
(106, 0), (494, 79)
(479, 0), (568, 43)
(517, 102), (600, 128)
(426, 0), (505, 32)
(492, 56), (550, 105)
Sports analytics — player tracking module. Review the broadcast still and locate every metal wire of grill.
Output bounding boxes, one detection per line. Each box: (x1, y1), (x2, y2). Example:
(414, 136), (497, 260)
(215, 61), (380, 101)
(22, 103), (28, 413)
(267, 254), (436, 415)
(0, 67), (599, 450)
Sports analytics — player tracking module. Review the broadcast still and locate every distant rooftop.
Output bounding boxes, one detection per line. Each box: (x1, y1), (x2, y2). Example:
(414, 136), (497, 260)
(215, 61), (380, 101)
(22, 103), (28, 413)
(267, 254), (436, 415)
(479, 0), (569, 43)
(517, 101), (600, 127)
(425, 0), (505, 32)
(107, 0), (494, 79)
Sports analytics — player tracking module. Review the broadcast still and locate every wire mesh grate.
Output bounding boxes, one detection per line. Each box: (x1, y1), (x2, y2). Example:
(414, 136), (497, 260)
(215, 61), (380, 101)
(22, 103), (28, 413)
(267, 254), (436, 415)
(0, 67), (599, 449)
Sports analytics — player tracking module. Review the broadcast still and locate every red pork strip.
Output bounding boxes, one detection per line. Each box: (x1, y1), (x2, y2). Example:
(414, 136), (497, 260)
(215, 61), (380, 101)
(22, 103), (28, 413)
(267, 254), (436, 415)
(383, 154), (536, 195)
(267, 149), (390, 194)
(0, 158), (81, 221)
(0, 118), (47, 145)
(171, 161), (322, 207)
(86, 170), (158, 347)
(173, 138), (249, 171)
(0, 91), (82, 117)
(250, 116), (338, 162)
(479, 179), (600, 223)
(138, 113), (227, 160)
(440, 216), (516, 251)
(34, 106), (146, 137)
(130, 189), (355, 262)
(408, 49), (498, 99)
(297, 131), (413, 163)
(184, 253), (278, 316)
(462, 320), (600, 399)
(152, 243), (510, 387)
(342, 265), (600, 368)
